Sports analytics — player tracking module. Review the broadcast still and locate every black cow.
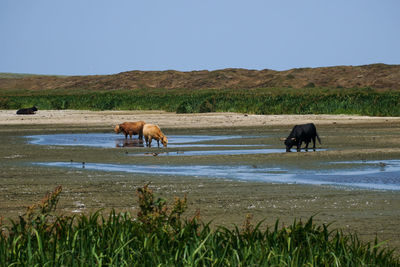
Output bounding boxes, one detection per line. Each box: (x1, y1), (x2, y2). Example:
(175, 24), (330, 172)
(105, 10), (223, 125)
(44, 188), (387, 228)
(282, 123), (321, 152)
(16, 106), (38, 115)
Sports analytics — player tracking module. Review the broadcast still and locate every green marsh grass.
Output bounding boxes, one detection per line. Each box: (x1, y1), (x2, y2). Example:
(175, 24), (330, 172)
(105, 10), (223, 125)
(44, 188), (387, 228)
(0, 185), (398, 266)
(1, 87), (399, 116)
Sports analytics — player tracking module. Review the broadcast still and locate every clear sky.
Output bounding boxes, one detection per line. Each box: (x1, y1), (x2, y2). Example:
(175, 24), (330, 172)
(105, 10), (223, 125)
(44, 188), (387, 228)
(1, 0), (399, 75)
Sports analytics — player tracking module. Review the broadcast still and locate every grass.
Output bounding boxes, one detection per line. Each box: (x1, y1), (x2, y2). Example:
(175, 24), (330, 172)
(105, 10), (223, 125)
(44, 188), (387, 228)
(0, 87), (399, 116)
(0, 184), (398, 266)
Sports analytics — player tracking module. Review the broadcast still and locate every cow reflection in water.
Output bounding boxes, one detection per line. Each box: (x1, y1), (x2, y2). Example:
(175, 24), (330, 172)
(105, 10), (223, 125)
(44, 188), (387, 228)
(115, 139), (145, 148)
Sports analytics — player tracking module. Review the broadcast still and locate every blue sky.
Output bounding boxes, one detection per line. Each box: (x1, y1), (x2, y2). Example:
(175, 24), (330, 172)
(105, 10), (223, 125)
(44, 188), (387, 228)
(1, 0), (399, 75)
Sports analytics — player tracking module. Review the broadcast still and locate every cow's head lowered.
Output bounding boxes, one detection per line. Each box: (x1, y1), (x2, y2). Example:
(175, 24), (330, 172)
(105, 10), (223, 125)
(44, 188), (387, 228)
(280, 137), (296, 152)
(114, 124), (122, 134)
(161, 136), (168, 147)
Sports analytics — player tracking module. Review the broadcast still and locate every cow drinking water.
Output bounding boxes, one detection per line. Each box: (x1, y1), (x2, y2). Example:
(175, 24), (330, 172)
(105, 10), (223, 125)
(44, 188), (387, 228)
(143, 124), (168, 148)
(281, 123), (321, 152)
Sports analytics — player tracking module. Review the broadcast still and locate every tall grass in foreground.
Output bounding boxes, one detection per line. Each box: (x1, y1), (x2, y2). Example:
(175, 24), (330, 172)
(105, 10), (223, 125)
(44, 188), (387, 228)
(0, 185), (399, 266)
(1, 87), (399, 116)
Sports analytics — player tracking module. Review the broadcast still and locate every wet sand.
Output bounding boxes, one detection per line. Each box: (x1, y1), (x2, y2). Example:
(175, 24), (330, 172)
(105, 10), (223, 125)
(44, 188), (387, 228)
(1, 110), (400, 251)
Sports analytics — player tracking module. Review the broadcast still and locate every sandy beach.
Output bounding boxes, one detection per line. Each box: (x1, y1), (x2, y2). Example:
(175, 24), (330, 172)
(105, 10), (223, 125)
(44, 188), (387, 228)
(1, 109), (400, 128)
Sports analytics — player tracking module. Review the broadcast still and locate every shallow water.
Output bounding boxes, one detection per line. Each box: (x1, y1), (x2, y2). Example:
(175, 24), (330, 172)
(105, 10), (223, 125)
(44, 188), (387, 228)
(26, 133), (326, 155)
(26, 133), (247, 148)
(35, 160), (400, 191)
(26, 133), (400, 190)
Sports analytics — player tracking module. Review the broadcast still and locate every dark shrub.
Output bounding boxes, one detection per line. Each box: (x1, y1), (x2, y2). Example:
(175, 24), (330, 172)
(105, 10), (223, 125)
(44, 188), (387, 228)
(304, 82), (316, 88)
(199, 99), (216, 113)
(177, 100), (197, 113)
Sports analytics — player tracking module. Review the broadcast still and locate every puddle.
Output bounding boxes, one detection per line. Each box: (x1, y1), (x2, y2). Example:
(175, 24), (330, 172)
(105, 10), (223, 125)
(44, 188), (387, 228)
(35, 160), (400, 191)
(26, 133), (327, 155)
(26, 133), (247, 148)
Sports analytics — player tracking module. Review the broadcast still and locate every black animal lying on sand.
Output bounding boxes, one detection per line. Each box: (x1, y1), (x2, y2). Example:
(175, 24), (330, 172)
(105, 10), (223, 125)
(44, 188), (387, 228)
(16, 106), (38, 115)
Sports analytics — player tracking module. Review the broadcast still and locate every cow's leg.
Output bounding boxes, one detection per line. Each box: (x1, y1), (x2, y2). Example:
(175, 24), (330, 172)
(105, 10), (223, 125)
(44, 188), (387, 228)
(148, 137), (152, 147)
(296, 139), (302, 152)
(305, 141), (309, 151)
(312, 136), (316, 151)
(124, 132), (128, 139)
(144, 136), (149, 147)
(157, 139), (160, 148)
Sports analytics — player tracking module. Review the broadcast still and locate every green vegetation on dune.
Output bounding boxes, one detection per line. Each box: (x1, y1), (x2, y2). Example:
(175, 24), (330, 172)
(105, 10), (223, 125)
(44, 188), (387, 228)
(0, 185), (398, 266)
(0, 87), (399, 116)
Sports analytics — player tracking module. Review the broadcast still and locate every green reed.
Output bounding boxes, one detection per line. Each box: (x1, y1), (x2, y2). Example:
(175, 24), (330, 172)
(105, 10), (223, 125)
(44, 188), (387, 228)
(0, 185), (398, 266)
(1, 87), (399, 116)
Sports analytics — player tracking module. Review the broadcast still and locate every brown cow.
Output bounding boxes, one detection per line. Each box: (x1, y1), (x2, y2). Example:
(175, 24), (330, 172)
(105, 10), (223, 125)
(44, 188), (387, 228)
(143, 124), (168, 148)
(114, 121), (146, 140)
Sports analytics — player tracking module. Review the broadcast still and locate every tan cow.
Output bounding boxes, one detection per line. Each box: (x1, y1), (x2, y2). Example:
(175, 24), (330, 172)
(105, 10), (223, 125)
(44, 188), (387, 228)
(143, 124), (168, 148)
(114, 121), (146, 140)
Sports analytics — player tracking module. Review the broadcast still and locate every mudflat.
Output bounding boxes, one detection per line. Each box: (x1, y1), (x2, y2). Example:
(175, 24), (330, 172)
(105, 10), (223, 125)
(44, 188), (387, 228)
(1, 110), (400, 251)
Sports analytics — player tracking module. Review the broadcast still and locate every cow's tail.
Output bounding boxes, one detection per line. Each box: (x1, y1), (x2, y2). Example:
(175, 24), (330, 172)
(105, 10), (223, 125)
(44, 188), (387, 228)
(316, 132), (321, 144)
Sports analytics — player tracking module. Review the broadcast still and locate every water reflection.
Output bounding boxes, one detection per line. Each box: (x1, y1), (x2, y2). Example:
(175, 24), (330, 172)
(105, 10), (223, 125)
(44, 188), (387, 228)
(35, 159), (400, 191)
(116, 139), (144, 148)
(26, 133), (245, 148)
